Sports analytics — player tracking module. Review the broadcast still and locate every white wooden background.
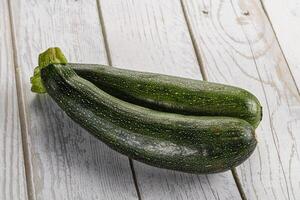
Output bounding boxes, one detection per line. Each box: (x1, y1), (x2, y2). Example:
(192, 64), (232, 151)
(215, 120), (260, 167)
(0, 0), (299, 199)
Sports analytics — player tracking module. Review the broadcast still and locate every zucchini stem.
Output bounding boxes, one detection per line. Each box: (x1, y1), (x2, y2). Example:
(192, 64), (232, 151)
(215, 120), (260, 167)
(30, 47), (68, 93)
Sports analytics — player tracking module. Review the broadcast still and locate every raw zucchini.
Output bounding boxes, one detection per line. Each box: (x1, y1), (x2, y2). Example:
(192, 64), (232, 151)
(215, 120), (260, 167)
(30, 48), (258, 173)
(71, 64), (262, 128)
(39, 63), (256, 174)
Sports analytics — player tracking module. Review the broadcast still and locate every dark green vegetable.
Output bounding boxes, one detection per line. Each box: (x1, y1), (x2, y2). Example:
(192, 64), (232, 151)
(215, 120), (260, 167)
(30, 48), (258, 174)
(70, 63), (262, 128)
(39, 63), (256, 174)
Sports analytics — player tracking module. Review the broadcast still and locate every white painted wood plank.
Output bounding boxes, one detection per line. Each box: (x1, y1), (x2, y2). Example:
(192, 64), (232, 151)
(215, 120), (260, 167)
(0, 1), (28, 199)
(260, 0), (300, 90)
(9, 0), (138, 199)
(182, 0), (300, 199)
(98, 0), (242, 199)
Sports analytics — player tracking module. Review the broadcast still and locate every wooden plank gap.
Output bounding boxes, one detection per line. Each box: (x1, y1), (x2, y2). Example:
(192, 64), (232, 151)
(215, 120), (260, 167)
(257, 0), (300, 95)
(95, 1), (141, 199)
(180, 0), (247, 199)
(231, 168), (247, 200)
(96, 0), (113, 66)
(6, 0), (36, 200)
(230, 169), (247, 200)
(179, 0), (208, 81)
(129, 159), (142, 200)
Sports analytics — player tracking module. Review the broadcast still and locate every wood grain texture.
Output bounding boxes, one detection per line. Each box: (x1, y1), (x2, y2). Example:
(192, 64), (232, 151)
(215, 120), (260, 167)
(260, 0), (300, 91)
(0, 0), (28, 199)
(9, 0), (138, 199)
(98, 0), (242, 199)
(182, 0), (300, 199)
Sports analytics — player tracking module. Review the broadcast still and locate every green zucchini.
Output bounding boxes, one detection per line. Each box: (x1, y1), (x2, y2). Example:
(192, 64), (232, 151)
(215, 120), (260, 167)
(70, 64), (262, 128)
(30, 48), (258, 174)
(39, 63), (256, 173)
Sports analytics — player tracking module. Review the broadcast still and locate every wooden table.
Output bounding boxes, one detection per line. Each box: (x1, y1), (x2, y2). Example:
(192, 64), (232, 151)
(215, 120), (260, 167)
(1, 0), (299, 199)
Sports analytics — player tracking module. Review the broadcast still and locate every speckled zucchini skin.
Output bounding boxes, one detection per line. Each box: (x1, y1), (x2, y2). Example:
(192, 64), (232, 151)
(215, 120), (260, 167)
(70, 63), (262, 128)
(41, 64), (257, 174)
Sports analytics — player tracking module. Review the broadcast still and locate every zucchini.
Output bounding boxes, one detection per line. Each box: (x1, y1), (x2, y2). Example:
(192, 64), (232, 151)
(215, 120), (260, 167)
(70, 64), (262, 128)
(30, 48), (258, 174)
(39, 63), (256, 174)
